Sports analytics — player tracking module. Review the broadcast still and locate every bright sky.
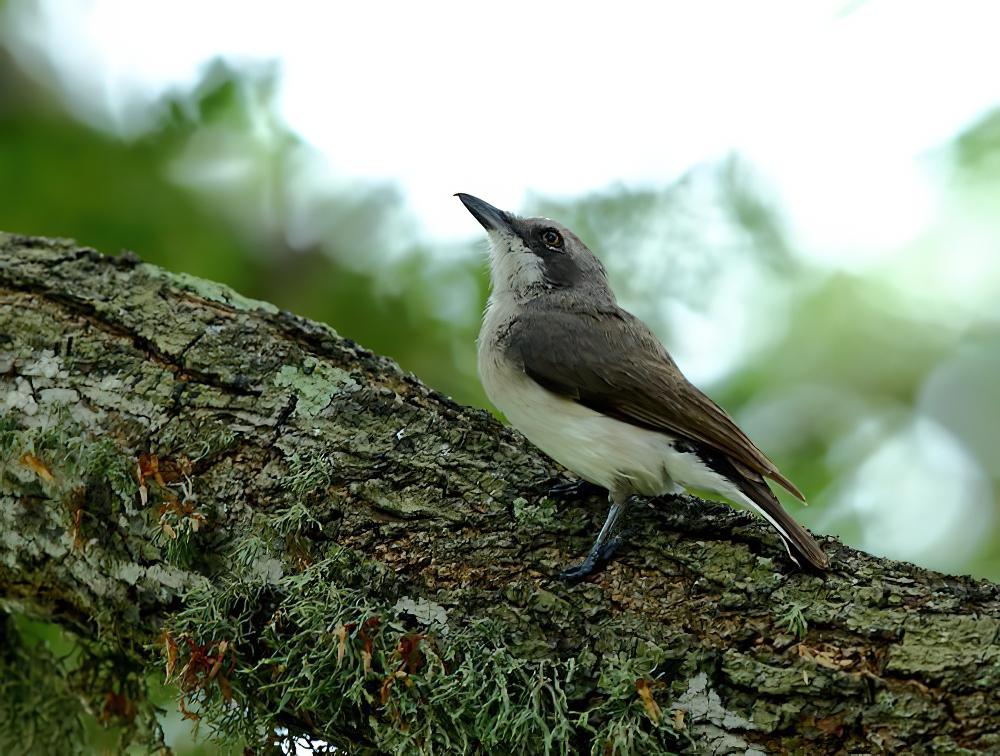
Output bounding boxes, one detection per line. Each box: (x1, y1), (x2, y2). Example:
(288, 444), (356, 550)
(8, 0), (1000, 262)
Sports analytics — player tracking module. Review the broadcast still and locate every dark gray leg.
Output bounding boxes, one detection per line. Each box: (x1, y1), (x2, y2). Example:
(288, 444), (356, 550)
(559, 490), (630, 583)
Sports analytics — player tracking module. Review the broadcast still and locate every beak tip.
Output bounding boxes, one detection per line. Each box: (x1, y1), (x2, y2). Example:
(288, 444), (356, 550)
(455, 193), (511, 233)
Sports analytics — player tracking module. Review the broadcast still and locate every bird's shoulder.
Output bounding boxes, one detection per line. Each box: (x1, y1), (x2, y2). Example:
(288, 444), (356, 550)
(505, 299), (668, 360)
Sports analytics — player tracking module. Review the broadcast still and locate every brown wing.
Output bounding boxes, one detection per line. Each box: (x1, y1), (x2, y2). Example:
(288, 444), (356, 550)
(506, 305), (805, 501)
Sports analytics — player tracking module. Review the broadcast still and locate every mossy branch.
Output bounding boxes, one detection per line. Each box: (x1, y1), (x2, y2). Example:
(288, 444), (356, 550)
(1, 233), (998, 754)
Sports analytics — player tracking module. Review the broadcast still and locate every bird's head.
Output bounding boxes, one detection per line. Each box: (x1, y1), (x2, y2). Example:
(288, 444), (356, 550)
(456, 193), (612, 302)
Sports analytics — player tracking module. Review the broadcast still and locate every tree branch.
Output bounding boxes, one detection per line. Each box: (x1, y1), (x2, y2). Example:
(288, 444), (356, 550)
(1, 233), (998, 754)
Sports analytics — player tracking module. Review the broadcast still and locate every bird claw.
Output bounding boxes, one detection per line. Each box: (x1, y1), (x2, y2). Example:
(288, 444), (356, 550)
(558, 562), (595, 583)
(558, 535), (624, 583)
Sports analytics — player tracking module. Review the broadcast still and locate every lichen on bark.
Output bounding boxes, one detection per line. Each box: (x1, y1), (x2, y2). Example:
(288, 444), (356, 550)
(1, 233), (999, 754)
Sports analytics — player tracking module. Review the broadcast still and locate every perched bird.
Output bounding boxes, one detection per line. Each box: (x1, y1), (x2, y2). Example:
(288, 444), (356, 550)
(457, 193), (828, 580)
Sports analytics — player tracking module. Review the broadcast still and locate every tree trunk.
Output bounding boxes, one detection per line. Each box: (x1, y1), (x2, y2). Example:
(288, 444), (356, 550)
(1, 232), (998, 755)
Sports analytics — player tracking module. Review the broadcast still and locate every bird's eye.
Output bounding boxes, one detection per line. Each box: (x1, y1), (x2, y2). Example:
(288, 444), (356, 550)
(541, 229), (563, 249)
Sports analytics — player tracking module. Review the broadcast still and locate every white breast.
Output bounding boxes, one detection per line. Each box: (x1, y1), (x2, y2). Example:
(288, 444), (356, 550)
(489, 373), (674, 495)
(479, 346), (664, 499)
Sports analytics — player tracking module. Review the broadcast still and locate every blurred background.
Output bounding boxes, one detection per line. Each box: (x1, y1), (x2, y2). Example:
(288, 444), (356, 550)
(2, 0), (999, 634)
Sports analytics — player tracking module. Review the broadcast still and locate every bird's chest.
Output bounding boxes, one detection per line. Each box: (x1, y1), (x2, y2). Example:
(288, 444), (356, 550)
(477, 297), (520, 409)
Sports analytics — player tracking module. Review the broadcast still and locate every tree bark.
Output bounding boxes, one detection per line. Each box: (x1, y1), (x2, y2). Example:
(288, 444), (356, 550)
(1, 232), (998, 755)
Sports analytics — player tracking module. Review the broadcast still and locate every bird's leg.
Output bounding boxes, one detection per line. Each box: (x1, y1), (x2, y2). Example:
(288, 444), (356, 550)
(559, 490), (631, 583)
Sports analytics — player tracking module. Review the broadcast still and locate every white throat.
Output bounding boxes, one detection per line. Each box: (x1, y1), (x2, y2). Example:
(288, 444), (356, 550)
(486, 230), (545, 301)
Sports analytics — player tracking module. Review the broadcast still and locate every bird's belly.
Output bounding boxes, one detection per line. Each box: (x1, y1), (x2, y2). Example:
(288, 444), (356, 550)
(480, 358), (682, 496)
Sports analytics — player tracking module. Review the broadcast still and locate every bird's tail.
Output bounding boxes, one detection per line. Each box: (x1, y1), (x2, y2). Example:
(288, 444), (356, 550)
(735, 476), (829, 570)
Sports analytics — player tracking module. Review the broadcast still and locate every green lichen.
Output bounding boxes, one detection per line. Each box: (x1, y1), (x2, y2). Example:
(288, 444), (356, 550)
(0, 380), (201, 623)
(0, 409), (137, 519)
(161, 535), (686, 755)
(0, 416), (19, 458)
(274, 357), (358, 418)
(0, 391), (215, 572)
(589, 651), (687, 755)
(151, 490), (207, 570)
(79, 437), (140, 514)
(671, 672), (760, 755)
(154, 417), (237, 463)
(270, 499), (325, 537)
(283, 445), (338, 497)
(351, 478), (456, 521)
(142, 265), (280, 315)
(514, 496), (560, 529)
(886, 614), (1000, 681)
(778, 603), (809, 640)
(6, 240), (1000, 754)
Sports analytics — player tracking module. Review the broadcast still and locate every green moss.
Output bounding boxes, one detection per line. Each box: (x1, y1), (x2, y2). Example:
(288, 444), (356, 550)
(161, 536), (685, 755)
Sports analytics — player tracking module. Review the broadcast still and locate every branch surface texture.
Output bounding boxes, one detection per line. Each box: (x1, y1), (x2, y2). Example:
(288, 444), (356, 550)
(1, 233), (998, 754)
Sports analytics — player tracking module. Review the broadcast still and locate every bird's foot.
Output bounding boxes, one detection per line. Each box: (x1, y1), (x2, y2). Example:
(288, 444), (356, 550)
(558, 535), (624, 583)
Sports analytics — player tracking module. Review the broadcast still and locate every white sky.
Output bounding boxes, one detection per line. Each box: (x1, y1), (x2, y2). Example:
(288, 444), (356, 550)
(8, 0), (1000, 262)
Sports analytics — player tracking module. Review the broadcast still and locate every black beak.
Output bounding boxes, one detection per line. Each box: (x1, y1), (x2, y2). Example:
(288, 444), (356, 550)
(455, 193), (513, 232)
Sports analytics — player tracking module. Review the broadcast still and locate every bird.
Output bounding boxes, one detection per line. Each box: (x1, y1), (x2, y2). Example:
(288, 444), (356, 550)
(456, 192), (829, 581)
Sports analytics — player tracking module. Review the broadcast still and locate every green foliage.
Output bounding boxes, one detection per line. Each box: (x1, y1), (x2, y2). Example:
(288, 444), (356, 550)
(3, 0), (1000, 587)
(954, 109), (1000, 178)
(0, 613), (89, 754)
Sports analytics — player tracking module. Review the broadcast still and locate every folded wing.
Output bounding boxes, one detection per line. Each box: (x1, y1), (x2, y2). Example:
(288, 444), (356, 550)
(505, 305), (804, 500)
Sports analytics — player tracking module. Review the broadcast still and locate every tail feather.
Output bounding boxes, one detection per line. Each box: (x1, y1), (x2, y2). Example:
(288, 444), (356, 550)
(734, 476), (829, 571)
